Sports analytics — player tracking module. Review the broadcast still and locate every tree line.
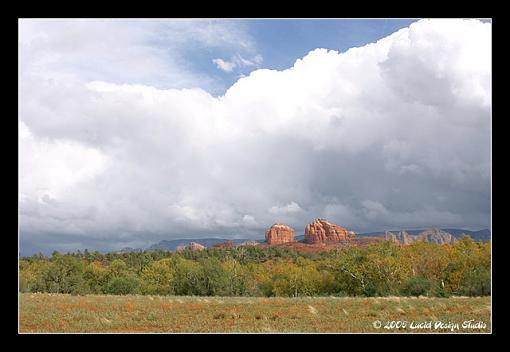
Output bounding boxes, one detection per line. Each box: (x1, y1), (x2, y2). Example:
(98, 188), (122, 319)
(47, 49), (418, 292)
(19, 236), (490, 297)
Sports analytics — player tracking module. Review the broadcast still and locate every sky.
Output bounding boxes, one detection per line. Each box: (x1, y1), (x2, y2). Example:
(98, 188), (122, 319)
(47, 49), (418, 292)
(19, 18), (492, 255)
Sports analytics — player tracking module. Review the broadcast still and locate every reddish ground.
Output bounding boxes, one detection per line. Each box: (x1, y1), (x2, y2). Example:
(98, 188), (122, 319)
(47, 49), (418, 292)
(257, 237), (383, 253)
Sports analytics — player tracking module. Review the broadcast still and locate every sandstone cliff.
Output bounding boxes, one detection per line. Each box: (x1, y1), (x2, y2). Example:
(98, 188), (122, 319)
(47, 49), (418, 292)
(176, 242), (207, 251)
(265, 224), (295, 244)
(213, 240), (233, 248)
(189, 242), (206, 250)
(304, 219), (356, 243)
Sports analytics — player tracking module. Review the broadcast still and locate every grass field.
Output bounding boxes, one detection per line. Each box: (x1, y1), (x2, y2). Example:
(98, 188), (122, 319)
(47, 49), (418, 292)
(19, 293), (491, 333)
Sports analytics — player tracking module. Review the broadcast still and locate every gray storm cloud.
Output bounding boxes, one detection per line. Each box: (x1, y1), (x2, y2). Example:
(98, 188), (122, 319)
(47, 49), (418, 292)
(19, 19), (491, 254)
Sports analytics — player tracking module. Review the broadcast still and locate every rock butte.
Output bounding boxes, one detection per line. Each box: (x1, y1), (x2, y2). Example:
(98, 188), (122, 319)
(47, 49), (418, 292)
(177, 242), (206, 251)
(304, 218), (356, 243)
(265, 224), (295, 244)
(213, 240), (233, 248)
(189, 242), (206, 251)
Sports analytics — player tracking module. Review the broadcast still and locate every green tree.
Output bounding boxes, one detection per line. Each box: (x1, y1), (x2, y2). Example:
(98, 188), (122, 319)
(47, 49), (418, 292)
(172, 258), (204, 295)
(140, 258), (175, 295)
(105, 276), (140, 295)
(199, 258), (230, 296)
(222, 259), (248, 296)
(108, 259), (129, 278)
(19, 259), (51, 293)
(322, 248), (369, 296)
(457, 268), (490, 296)
(271, 259), (323, 297)
(35, 255), (87, 294)
(83, 262), (109, 294)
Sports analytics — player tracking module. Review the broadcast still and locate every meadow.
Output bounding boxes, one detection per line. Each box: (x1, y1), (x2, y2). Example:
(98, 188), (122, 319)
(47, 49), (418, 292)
(19, 293), (491, 333)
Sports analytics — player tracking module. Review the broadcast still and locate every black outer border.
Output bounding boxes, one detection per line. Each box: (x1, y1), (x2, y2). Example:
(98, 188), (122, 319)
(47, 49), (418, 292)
(12, 6), (499, 343)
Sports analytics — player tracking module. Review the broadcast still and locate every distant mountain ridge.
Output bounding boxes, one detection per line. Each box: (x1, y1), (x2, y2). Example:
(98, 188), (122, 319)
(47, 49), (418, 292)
(384, 229), (457, 245)
(357, 228), (490, 242)
(142, 238), (263, 252)
(118, 228), (490, 252)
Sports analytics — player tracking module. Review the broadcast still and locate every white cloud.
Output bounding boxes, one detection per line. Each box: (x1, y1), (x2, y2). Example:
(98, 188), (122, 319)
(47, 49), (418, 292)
(19, 19), (257, 91)
(19, 19), (491, 253)
(213, 58), (236, 72)
(242, 215), (257, 226)
(212, 54), (264, 72)
(20, 121), (108, 202)
(269, 202), (303, 215)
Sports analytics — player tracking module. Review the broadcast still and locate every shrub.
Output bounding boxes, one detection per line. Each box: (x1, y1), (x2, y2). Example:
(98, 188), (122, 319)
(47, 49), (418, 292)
(105, 276), (140, 295)
(457, 269), (490, 296)
(400, 277), (434, 297)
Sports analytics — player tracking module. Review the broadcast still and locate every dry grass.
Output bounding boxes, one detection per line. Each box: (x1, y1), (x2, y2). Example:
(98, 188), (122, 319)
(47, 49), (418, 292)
(19, 293), (490, 333)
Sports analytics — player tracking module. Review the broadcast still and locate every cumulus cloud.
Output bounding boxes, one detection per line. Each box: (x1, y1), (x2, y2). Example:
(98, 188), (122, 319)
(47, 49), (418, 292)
(19, 19), (491, 254)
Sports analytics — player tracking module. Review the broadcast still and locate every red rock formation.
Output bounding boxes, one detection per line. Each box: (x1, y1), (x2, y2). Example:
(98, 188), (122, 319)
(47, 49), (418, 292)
(188, 242), (206, 251)
(265, 224), (295, 244)
(213, 240), (234, 248)
(304, 218), (355, 243)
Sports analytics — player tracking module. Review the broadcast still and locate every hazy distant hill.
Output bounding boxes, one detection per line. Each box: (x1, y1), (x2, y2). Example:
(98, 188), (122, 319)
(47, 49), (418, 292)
(117, 247), (142, 253)
(145, 238), (263, 252)
(357, 228), (490, 242)
(442, 229), (491, 241)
